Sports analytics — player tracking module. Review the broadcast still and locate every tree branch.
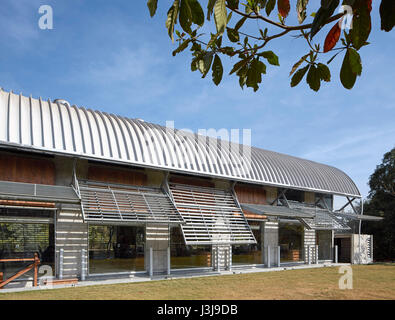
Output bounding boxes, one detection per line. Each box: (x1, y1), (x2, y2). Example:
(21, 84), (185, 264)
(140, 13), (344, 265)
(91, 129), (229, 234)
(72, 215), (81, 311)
(227, 7), (345, 32)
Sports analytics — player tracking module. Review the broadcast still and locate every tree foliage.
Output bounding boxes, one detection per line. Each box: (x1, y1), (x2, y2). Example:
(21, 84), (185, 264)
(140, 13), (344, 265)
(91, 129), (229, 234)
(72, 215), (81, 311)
(362, 148), (395, 261)
(147, 0), (394, 91)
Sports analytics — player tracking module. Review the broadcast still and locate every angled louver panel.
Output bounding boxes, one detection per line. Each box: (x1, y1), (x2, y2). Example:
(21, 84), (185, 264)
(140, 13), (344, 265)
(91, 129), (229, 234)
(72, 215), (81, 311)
(287, 201), (350, 231)
(240, 203), (314, 219)
(168, 183), (256, 245)
(0, 180), (79, 204)
(78, 180), (184, 224)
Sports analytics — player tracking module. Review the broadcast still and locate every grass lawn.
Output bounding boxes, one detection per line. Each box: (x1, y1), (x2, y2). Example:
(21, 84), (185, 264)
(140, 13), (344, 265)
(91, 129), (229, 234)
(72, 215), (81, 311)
(1, 264), (394, 300)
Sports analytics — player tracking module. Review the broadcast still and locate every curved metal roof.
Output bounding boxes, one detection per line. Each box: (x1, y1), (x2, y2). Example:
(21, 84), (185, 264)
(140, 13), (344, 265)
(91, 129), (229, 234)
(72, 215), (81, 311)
(0, 89), (360, 197)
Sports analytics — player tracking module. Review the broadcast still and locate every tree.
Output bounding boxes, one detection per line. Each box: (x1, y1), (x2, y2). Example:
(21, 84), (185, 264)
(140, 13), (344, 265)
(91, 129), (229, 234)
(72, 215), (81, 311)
(362, 147), (395, 261)
(147, 0), (394, 92)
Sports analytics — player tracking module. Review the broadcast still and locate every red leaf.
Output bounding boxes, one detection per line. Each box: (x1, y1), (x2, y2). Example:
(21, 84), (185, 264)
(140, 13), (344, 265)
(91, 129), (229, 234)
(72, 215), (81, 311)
(278, 0), (290, 18)
(366, 0), (372, 12)
(324, 22), (341, 53)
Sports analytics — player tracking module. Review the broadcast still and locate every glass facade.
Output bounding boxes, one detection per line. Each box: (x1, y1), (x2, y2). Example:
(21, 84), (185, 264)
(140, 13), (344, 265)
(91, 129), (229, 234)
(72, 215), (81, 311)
(88, 225), (145, 274)
(170, 227), (211, 269)
(279, 223), (303, 262)
(232, 225), (262, 265)
(0, 222), (55, 279)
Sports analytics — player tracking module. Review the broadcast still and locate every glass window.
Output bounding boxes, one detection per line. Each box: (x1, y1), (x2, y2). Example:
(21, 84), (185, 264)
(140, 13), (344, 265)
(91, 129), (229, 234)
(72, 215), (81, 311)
(0, 208), (53, 219)
(232, 225), (262, 265)
(279, 223), (303, 262)
(285, 189), (304, 202)
(0, 223), (55, 279)
(315, 193), (333, 210)
(88, 225), (145, 274)
(170, 227), (211, 269)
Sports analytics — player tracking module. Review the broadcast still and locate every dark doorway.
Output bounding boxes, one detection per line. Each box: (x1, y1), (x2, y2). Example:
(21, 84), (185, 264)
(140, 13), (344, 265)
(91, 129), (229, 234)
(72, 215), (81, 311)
(334, 237), (351, 263)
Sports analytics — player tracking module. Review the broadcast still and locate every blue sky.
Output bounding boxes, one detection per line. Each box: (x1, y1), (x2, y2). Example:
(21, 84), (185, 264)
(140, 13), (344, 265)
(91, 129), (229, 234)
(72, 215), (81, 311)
(0, 0), (394, 204)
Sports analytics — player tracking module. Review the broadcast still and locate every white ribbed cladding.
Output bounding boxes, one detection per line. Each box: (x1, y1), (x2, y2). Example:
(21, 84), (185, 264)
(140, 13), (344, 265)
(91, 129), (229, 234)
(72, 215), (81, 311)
(0, 89), (361, 197)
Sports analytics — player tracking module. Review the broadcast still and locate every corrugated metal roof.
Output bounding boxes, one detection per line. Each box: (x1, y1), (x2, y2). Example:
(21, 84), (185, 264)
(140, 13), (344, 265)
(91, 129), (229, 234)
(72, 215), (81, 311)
(0, 89), (361, 197)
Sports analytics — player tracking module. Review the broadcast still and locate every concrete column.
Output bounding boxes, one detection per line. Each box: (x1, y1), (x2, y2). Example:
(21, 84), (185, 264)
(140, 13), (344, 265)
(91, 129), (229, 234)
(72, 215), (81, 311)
(334, 245), (338, 263)
(262, 221), (278, 267)
(149, 247), (153, 278)
(81, 249), (87, 281)
(212, 245), (231, 271)
(277, 246), (281, 267)
(303, 228), (316, 265)
(167, 247), (171, 276)
(145, 225), (170, 274)
(59, 249), (64, 280)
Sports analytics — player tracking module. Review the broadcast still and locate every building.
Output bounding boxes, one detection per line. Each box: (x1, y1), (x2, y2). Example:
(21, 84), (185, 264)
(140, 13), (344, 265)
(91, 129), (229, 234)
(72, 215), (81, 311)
(0, 89), (381, 286)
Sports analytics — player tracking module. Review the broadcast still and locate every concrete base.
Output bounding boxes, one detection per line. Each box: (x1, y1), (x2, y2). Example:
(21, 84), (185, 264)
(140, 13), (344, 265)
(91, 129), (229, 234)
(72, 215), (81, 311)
(0, 262), (350, 294)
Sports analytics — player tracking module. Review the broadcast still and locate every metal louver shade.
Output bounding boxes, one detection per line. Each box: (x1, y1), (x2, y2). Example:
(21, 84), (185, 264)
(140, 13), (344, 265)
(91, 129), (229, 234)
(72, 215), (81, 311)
(288, 201), (350, 230)
(168, 183), (256, 245)
(78, 180), (184, 225)
(0, 180), (79, 203)
(332, 212), (383, 222)
(240, 203), (314, 219)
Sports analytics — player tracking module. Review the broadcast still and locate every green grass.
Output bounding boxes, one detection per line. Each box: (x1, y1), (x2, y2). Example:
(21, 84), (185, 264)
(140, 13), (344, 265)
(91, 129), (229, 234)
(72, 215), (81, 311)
(1, 264), (394, 300)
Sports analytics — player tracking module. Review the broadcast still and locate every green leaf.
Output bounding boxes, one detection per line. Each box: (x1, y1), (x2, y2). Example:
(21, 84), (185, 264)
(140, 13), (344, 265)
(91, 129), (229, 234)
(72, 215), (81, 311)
(246, 65), (259, 91)
(189, 0), (205, 26)
(290, 53), (309, 76)
(212, 54), (223, 85)
(380, 0), (395, 32)
(350, 5), (371, 50)
(291, 65), (309, 87)
(179, 0), (192, 34)
(256, 60), (267, 74)
(265, 0), (276, 16)
(207, 0), (217, 21)
(166, 0), (180, 42)
(317, 63), (331, 82)
(214, 0), (227, 34)
(296, 0), (309, 24)
(310, 0), (339, 39)
(340, 49), (357, 89)
(172, 39), (191, 56)
(347, 48), (362, 76)
(147, 0), (158, 17)
(198, 52), (214, 77)
(306, 65), (320, 91)
(234, 16), (247, 31)
(258, 51), (279, 66)
(238, 66), (248, 88)
(227, 0), (240, 10)
(226, 27), (239, 42)
(230, 59), (249, 75)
